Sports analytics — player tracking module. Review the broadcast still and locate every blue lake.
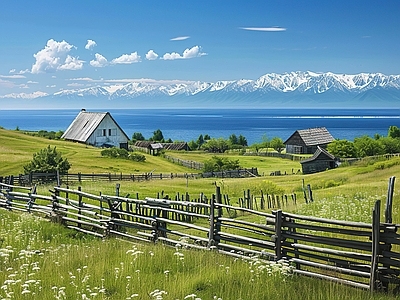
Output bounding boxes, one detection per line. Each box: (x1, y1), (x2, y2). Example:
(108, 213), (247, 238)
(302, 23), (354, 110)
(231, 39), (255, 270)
(0, 108), (399, 145)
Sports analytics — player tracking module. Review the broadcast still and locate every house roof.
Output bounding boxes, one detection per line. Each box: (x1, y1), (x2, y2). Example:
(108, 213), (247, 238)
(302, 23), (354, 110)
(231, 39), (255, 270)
(61, 110), (129, 142)
(300, 146), (336, 164)
(284, 127), (334, 146)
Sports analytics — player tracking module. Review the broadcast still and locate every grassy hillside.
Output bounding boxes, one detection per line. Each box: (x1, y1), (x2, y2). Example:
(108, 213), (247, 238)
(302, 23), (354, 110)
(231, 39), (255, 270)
(0, 128), (191, 175)
(1, 128), (400, 223)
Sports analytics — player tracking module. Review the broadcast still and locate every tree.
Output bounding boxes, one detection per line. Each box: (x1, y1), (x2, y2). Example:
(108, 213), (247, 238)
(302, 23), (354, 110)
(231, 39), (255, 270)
(150, 129), (164, 142)
(388, 126), (400, 139)
(238, 134), (248, 146)
(132, 132), (145, 142)
(270, 137), (285, 153)
(196, 134), (205, 147)
(327, 139), (357, 158)
(201, 138), (229, 153)
(378, 136), (400, 154)
(23, 146), (71, 174)
(229, 134), (238, 145)
(203, 156), (240, 172)
(354, 136), (385, 157)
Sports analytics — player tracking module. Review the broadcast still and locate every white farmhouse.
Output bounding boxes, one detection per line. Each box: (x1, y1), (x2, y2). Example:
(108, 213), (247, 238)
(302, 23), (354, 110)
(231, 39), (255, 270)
(62, 109), (130, 149)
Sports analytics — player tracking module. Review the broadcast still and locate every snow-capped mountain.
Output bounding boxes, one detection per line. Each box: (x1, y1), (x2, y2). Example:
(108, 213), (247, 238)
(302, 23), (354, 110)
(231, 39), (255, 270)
(4, 71), (400, 109)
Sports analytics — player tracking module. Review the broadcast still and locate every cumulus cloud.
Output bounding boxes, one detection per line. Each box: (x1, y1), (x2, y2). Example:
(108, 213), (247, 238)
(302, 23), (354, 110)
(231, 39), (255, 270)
(146, 50), (159, 60)
(90, 53), (108, 67)
(85, 39), (97, 50)
(162, 46), (206, 60)
(170, 36), (190, 41)
(58, 55), (84, 70)
(111, 52), (141, 64)
(240, 27), (286, 32)
(31, 39), (84, 73)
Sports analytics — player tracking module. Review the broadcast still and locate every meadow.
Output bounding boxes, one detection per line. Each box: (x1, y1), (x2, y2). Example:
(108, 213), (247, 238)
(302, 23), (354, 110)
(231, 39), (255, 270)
(1, 128), (400, 299)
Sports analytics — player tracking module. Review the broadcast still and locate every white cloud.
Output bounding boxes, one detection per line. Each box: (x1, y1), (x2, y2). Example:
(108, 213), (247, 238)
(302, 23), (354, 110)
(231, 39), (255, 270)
(0, 74), (26, 79)
(9, 69), (16, 74)
(162, 46), (206, 60)
(85, 39), (97, 50)
(31, 39), (83, 73)
(27, 81), (39, 84)
(111, 52), (141, 64)
(240, 27), (286, 32)
(146, 50), (159, 60)
(90, 53), (108, 67)
(170, 36), (190, 41)
(67, 82), (86, 87)
(58, 55), (84, 70)
(18, 69), (31, 74)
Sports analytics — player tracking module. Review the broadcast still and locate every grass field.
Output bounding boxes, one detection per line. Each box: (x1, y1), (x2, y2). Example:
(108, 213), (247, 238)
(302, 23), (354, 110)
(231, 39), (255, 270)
(1, 128), (400, 299)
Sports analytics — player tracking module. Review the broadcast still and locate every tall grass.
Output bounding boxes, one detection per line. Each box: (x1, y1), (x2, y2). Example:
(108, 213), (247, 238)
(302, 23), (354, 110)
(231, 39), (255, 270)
(0, 210), (398, 299)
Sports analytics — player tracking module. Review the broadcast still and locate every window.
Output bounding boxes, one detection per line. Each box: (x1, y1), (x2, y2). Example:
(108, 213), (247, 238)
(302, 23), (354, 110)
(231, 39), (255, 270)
(103, 129), (106, 136)
(109, 129), (112, 136)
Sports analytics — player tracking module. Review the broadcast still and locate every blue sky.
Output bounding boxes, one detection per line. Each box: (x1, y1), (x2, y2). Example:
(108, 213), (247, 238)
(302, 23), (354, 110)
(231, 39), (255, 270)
(0, 0), (399, 99)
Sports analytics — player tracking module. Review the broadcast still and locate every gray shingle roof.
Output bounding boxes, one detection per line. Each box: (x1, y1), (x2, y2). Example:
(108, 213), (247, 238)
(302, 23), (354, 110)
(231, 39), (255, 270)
(300, 146), (336, 164)
(285, 127), (334, 146)
(61, 110), (129, 142)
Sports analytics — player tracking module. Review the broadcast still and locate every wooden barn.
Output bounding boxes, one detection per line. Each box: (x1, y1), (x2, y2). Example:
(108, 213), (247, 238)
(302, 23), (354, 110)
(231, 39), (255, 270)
(134, 141), (190, 154)
(284, 127), (334, 154)
(62, 109), (130, 149)
(300, 146), (338, 174)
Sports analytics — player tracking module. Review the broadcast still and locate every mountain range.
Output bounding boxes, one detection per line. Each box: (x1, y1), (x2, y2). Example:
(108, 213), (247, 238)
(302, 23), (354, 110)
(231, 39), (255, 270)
(3, 71), (400, 109)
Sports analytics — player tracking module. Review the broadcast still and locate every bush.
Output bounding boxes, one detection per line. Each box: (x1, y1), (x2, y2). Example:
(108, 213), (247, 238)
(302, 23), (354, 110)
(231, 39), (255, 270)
(101, 147), (146, 162)
(129, 152), (146, 162)
(23, 145), (71, 174)
(101, 148), (129, 158)
(203, 156), (240, 172)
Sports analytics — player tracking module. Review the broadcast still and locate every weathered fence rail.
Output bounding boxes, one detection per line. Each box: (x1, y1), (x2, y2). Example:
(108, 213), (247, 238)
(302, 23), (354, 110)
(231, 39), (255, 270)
(1, 168), (259, 186)
(0, 177), (399, 293)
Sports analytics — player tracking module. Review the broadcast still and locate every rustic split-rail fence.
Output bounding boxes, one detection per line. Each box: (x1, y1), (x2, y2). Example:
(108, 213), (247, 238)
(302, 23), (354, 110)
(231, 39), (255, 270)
(0, 177), (399, 294)
(1, 168), (259, 186)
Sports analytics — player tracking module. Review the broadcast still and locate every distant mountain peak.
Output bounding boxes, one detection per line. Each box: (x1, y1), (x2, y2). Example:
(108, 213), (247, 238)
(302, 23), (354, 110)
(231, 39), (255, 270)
(2, 71), (400, 109)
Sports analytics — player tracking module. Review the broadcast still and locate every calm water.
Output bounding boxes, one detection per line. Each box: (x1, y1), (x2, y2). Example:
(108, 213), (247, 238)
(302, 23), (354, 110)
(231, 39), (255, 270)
(0, 108), (399, 145)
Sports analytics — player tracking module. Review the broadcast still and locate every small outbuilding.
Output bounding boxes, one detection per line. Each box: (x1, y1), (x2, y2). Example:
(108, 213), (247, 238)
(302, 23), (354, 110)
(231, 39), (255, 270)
(300, 146), (338, 174)
(284, 127), (334, 154)
(134, 141), (190, 154)
(62, 109), (129, 149)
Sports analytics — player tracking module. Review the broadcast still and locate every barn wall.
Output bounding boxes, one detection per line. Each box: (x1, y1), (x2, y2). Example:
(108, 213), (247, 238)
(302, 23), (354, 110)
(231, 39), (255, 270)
(87, 115), (129, 148)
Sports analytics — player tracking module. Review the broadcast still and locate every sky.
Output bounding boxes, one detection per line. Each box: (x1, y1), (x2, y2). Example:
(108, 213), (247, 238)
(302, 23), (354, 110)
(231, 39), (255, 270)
(0, 0), (399, 100)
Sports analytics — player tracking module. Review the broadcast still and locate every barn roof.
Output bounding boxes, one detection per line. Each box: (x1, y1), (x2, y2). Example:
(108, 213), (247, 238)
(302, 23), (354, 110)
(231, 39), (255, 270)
(284, 127), (334, 146)
(134, 141), (190, 151)
(62, 110), (129, 142)
(300, 146), (336, 164)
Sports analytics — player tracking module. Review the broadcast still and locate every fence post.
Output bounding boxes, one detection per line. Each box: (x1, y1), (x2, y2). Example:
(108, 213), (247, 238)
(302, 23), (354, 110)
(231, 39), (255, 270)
(370, 200), (381, 292)
(274, 210), (283, 260)
(78, 186), (82, 229)
(115, 183), (120, 197)
(207, 194), (216, 248)
(385, 176), (395, 224)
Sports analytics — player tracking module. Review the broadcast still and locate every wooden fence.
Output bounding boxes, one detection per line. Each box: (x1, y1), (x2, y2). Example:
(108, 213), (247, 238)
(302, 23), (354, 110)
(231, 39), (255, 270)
(1, 168), (259, 186)
(0, 177), (399, 293)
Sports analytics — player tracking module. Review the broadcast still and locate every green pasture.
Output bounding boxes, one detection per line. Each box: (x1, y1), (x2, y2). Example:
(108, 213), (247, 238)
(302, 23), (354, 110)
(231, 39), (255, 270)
(1, 128), (400, 298)
(0, 210), (397, 300)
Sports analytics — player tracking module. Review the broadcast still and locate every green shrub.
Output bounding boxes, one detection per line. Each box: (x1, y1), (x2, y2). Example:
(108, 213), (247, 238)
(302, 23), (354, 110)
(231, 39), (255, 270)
(101, 147), (129, 158)
(23, 145), (71, 174)
(129, 152), (146, 162)
(101, 147), (146, 162)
